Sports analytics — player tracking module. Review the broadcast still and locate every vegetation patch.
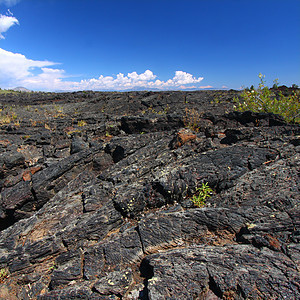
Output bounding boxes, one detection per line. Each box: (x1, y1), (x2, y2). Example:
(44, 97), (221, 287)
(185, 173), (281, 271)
(78, 120), (87, 127)
(191, 182), (213, 207)
(234, 74), (300, 123)
(0, 268), (9, 282)
(184, 107), (202, 132)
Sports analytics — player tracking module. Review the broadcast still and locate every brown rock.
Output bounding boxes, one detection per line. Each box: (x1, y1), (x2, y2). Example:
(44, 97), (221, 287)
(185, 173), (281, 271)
(169, 128), (196, 149)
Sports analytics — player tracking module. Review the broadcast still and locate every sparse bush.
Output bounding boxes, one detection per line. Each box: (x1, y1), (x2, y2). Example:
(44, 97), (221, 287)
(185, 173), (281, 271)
(11, 112), (18, 121)
(44, 123), (51, 130)
(234, 73), (300, 123)
(191, 182), (213, 208)
(272, 78), (279, 89)
(30, 119), (37, 127)
(66, 129), (81, 136)
(0, 268), (9, 282)
(54, 104), (63, 113)
(0, 114), (11, 125)
(184, 107), (201, 132)
(0, 109), (19, 126)
(78, 120), (87, 127)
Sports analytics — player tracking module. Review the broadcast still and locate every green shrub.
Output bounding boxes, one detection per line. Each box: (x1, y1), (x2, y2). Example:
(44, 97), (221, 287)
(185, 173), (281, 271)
(191, 182), (213, 207)
(234, 73), (300, 123)
(0, 268), (9, 282)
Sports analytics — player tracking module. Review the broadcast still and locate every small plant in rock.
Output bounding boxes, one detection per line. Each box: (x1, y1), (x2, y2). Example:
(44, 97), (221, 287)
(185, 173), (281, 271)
(0, 112), (19, 126)
(212, 92), (223, 104)
(212, 97), (220, 104)
(66, 129), (81, 136)
(0, 268), (9, 282)
(148, 106), (156, 113)
(184, 107), (202, 132)
(47, 261), (57, 272)
(30, 119), (37, 127)
(11, 112), (18, 121)
(49, 104), (65, 118)
(234, 73), (300, 123)
(191, 182), (213, 208)
(14, 120), (20, 127)
(78, 120), (87, 127)
(44, 123), (51, 131)
(164, 104), (170, 113)
(54, 104), (63, 113)
(0, 114), (11, 125)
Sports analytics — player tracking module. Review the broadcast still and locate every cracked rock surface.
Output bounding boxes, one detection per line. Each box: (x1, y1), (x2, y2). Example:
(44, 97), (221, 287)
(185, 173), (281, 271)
(0, 90), (299, 299)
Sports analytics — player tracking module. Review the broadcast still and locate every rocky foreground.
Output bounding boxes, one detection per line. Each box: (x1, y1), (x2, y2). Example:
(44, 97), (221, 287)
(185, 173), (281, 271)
(0, 90), (299, 299)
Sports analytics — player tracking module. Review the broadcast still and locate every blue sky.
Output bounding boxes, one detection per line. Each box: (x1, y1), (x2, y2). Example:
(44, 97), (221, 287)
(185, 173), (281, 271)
(0, 0), (299, 91)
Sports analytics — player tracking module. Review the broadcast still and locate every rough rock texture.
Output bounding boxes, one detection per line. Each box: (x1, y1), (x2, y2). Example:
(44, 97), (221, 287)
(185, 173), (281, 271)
(0, 90), (299, 299)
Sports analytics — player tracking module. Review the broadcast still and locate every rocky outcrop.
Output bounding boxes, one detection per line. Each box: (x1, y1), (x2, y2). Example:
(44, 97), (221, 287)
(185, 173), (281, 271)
(0, 90), (299, 299)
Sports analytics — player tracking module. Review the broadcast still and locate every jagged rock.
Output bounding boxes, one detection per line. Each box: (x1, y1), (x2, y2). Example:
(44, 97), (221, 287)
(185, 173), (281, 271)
(143, 244), (299, 299)
(120, 114), (183, 134)
(93, 269), (133, 297)
(0, 152), (25, 170)
(92, 152), (114, 172)
(0, 90), (299, 299)
(70, 137), (89, 154)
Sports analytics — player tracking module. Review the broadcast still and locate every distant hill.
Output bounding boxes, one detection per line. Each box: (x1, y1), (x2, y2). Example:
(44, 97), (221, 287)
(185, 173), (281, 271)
(12, 87), (31, 92)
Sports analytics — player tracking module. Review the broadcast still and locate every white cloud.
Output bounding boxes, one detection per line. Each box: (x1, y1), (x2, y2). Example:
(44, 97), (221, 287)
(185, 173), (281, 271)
(128, 70), (156, 81)
(21, 68), (67, 90)
(74, 70), (204, 91)
(0, 0), (21, 6)
(199, 85), (213, 89)
(0, 11), (205, 91)
(0, 13), (19, 39)
(172, 71), (204, 85)
(0, 3), (207, 91)
(0, 48), (206, 91)
(0, 48), (57, 82)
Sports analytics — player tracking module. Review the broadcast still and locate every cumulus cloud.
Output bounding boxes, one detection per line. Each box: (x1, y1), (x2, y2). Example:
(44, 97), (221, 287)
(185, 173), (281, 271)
(0, 48), (206, 91)
(68, 70), (204, 91)
(128, 70), (156, 81)
(0, 48), (55, 82)
(0, 12), (19, 39)
(0, 48), (58, 86)
(172, 71), (204, 85)
(22, 68), (67, 89)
